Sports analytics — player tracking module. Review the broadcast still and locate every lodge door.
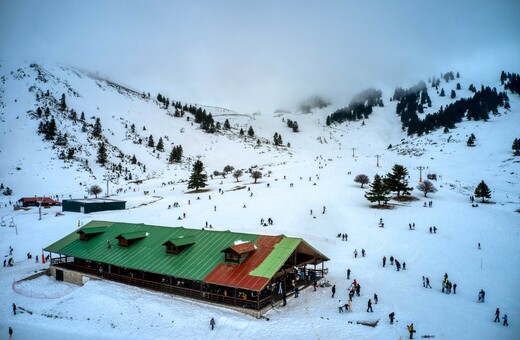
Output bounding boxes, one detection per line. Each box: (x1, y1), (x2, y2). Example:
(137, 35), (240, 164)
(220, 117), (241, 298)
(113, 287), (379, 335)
(56, 269), (64, 281)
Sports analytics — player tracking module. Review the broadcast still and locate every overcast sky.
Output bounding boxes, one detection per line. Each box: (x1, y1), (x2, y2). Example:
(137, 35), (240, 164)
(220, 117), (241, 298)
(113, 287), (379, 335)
(1, 1), (519, 113)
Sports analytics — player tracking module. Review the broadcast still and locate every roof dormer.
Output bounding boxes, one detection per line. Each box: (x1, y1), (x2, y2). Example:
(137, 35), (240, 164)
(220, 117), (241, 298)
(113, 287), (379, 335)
(221, 241), (256, 264)
(115, 231), (149, 247)
(162, 236), (195, 254)
(77, 226), (107, 241)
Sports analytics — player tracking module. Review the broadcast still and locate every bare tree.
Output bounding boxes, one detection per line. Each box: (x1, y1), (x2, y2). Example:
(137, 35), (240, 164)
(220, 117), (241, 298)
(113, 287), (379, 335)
(223, 165), (234, 174)
(88, 185), (103, 198)
(251, 171), (263, 183)
(417, 180), (437, 197)
(354, 174), (370, 188)
(213, 170), (221, 178)
(233, 169), (243, 182)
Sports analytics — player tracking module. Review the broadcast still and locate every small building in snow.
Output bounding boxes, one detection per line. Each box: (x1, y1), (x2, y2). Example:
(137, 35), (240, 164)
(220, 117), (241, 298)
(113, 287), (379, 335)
(62, 198), (126, 214)
(18, 197), (61, 207)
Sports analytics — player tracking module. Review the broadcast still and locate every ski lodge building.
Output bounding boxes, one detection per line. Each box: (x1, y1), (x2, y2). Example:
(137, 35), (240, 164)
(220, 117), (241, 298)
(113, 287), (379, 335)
(18, 197), (61, 207)
(61, 198), (126, 214)
(44, 221), (329, 314)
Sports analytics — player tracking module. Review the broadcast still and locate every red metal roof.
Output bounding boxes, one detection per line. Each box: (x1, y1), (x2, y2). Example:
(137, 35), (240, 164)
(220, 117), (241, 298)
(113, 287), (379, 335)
(203, 235), (283, 291)
(19, 197), (60, 205)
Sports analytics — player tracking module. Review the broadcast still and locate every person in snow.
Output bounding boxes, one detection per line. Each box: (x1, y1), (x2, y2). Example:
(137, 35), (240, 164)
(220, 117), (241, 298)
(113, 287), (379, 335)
(478, 289), (485, 302)
(282, 292), (287, 307)
(9, 327), (13, 339)
(338, 300), (344, 313)
(374, 293), (378, 304)
(361, 249), (366, 257)
(426, 277), (432, 289)
(12, 303), (16, 315)
(395, 260), (401, 271)
(402, 262), (406, 270)
(331, 284), (336, 298)
(433, 226), (437, 233)
(354, 249), (358, 258)
(390, 256), (394, 265)
(422, 276), (425, 287)
(313, 280), (317, 291)
(356, 284), (361, 297)
(453, 283), (457, 294)
(502, 314), (508, 326)
(389, 312), (395, 324)
(367, 299), (373, 312)
(347, 269), (351, 280)
(494, 308), (500, 322)
(407, 323), (416, 339)
(383, 256), (387, 267)
(210, 317), (216, 330)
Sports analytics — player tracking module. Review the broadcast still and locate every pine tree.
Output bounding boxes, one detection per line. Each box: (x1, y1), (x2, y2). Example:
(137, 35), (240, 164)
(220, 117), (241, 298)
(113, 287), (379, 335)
(292, 121), (299, 132)
(248, 126), (255, 137)
(60, 93), (67, 111)
(456, 83), (461, 90)
(80, 111), (85, 120)
(384, 164), (412, 197)
(188, 160), (208, 190)
(224, 119), (231, 129)
(92, 118), (102, 139)
(512, 138), (520, 155)
(45, 118), (57, 140)
(148, 135), (155, 148)
(474, 180), (491, 202)
(97, 143), (108, 166)
(131, 154), (137, 164)
(168, 146), (183, 163)
(440, 88), (445, 97)
(156, 137), (164, 151)
(365, 174), (391, 206)
(450, 89), (456, 99)
(239, 128), (244, 135)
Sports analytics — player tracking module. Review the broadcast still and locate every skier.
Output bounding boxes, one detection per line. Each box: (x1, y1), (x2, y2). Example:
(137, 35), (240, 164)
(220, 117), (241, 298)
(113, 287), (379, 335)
(478, 289), (485, 302)
(374, 293), (378, 304)
(367, 299), (373, 312)
(361, 249), (366, 257)
(354, 249), (358, 258)
(12, 303), (16, 315)
(494, 308), (500, 322)
(502, 314), (508, 326)
(383, 256), (386, 267)
(390, 256), (394, 265)
(347, 269), (351, 280)
(389, 312), (395, 324)
(332, 284), (336, 298)
(338, 300), (344, 313)
(426, 277), (432, 289)
(407, 323), (416, 339)
(210, 317), (216, 330)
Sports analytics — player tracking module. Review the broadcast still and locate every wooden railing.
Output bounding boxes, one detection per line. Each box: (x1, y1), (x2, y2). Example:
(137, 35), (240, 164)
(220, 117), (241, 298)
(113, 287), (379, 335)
(53, 261), (272, 310)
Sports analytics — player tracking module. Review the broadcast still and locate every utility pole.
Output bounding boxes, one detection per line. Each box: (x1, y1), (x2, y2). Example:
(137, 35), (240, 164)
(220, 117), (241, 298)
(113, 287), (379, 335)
(376, 155), (381, 167)
(417, 166), (425, 182)
(352, 148), (357, 158)
(36, 196), (43, 220)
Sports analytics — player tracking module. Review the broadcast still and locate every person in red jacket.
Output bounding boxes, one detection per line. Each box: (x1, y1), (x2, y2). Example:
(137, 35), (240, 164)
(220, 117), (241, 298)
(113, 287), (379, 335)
(494, 308), (500, 322)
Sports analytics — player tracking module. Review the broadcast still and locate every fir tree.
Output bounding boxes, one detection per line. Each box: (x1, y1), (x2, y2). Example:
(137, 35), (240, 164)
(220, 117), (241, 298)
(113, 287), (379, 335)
(474, 180), (491, 202)
(156, 137), (164, 152)
(147, 135), (155, 148)
(60, 93), (67, 111)
(92, 118), (102, 139)
(247, 126), (255, 137)
(440, 88), (445, 97)
(187, 160), (207, 190)
(80, 111), (85, 120)
(365, 174), (391, 206)
(450, 89), (456, 99)
(224, 119), (231, 130)
(240, 128), (244, 135)
(384, 164), (412, 197)
(97, 143), (108, 166)
(131, 155), (137, 164)
(292, 121), (299, 132)
(512, 138), (520, 156)
(168, 146), (183, 163)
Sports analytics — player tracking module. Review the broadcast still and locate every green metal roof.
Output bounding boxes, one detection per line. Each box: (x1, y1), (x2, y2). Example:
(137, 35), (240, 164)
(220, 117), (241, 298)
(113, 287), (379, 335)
(78, 226), (108, 235)
(45, 221), (259, 281)
(249, 237), (300, 278)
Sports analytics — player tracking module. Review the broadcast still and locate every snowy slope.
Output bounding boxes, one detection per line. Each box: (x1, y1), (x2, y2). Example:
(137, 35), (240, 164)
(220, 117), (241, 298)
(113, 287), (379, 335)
(0, 63), (519, 340)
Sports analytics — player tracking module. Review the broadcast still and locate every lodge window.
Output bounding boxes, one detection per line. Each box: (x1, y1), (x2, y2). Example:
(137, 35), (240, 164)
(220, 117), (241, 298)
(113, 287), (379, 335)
(225, 252), (240, 263)
(166, 245), (178, 254)
(118, 239), (129, 247)
(79, 233), (89, 241)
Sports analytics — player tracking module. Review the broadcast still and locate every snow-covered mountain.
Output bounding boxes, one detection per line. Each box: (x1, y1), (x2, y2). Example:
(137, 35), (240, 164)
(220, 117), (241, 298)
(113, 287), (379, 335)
(0, 62), (519, 340)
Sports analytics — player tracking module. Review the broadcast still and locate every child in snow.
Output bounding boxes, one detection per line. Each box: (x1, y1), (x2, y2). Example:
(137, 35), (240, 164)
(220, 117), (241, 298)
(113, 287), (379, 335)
(210, 317), (216, 330)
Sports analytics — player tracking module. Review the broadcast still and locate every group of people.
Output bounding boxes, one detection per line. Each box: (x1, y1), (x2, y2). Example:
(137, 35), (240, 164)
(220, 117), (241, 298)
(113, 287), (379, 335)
(337, 233), (348, 241)
(494, 308), (508, 326)
(441, 273), (456, 294)
(353, 249), (366, 258)
(260, 217), (274, 226)
(382, 255), (405, 271)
